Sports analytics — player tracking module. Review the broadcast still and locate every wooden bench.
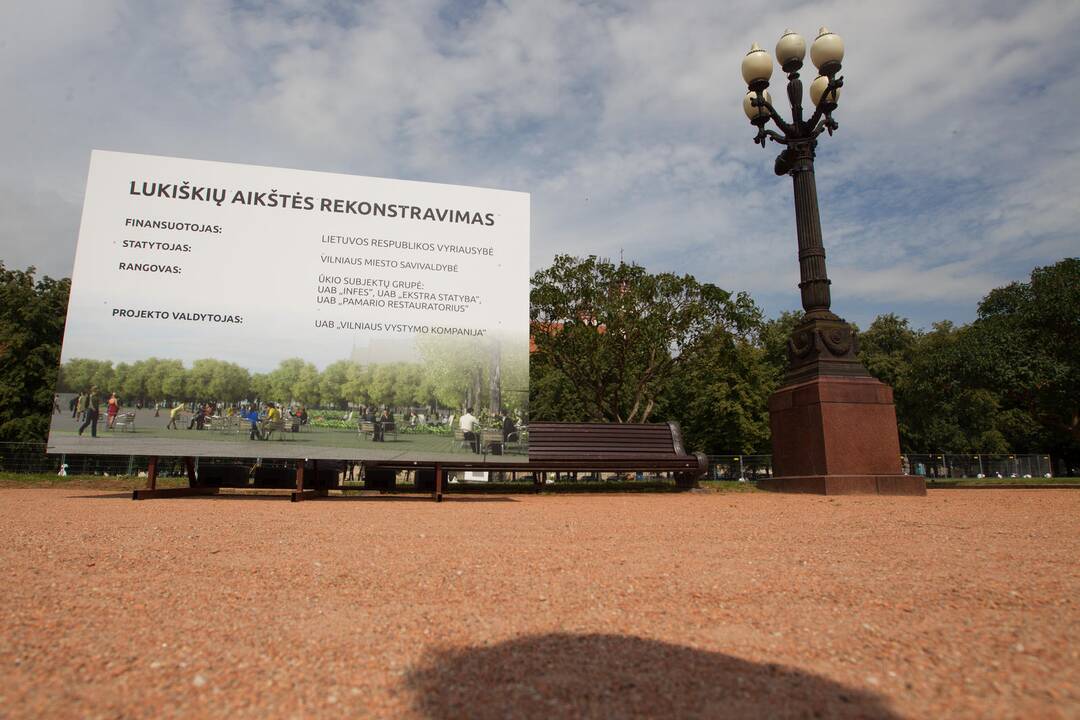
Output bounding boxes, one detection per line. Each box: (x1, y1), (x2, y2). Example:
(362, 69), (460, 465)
(368, 421), (708, 500)
(523, 421), (707, 487)
(359, 420), (398, 442)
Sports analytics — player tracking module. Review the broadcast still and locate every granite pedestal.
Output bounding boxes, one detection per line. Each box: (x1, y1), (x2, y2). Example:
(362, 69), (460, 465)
(762, 375), (925, 496)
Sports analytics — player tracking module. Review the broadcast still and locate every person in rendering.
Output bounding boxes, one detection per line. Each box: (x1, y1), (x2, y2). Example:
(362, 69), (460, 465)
(106, 393), (120, 429)
(78, 387), (100, 437)
(74, 392), (86, 421)
(374, 407), (394, 442)
(460, 407), (480, 454)
(245, 405), (262, 440)
(501, 411), (516, 443)
(262, 403), (281, 439)
(166, 403), (183, 430)
(372, 408), (384, 442)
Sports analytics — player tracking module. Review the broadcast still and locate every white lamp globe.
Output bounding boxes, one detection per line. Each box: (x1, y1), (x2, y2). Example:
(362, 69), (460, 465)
(743, 89), (773, 120)
(809, 75), (840, 106)
(741, 43), (774, 86)
(810, 27), (844, 72)
(775, 29), (806, 70)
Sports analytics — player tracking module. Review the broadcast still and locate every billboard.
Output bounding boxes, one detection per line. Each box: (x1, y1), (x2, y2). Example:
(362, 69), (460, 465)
(48, 151), (529, 462)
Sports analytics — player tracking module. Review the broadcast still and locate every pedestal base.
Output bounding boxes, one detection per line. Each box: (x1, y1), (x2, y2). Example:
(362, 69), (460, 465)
(766, 375), (925, 496)
(759, 474), (925, 495)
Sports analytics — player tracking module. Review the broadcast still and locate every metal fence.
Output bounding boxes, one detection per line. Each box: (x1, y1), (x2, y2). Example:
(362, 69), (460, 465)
(0, 443), (1061, 481)
(0, 442), (304, 478)
(901, 453), (1055, 479)
(706, 453), (1059, 481)
(707, 455), (774, 481)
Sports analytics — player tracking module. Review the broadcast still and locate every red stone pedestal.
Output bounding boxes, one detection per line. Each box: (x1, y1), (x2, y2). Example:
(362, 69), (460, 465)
(761, 376), (925, 496)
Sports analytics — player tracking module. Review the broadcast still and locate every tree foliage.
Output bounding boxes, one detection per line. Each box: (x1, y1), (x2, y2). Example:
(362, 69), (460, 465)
(0, 264), (70, 441)
(6, 254), (1076, 467)
(530, 255), (761, 423)
(856, 258), (1080, 468)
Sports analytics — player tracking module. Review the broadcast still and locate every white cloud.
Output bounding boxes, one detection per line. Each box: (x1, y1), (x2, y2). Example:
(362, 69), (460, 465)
(1, 0), (1078, 328)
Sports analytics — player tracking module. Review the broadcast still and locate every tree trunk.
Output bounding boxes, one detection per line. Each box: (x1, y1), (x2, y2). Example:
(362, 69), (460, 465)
(489, 340), (502, 413)
(471, 367), (483, 412)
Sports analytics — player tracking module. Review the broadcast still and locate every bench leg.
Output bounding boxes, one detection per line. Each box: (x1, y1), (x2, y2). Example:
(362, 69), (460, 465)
(184, 457), (198, 487)
(292, 460), (305, 502)
(434, 463), (443, 502)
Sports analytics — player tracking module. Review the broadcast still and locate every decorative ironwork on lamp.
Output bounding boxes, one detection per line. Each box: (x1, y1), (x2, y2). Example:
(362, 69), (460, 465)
(740, 27), (867, 383)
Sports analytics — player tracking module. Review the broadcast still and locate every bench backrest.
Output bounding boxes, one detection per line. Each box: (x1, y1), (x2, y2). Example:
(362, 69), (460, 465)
(527, 421), (689, 460)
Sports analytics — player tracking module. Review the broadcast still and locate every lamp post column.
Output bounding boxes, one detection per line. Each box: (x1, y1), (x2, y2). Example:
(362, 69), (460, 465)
(741, 28), (924, 495)
(789, 140), (832, 316)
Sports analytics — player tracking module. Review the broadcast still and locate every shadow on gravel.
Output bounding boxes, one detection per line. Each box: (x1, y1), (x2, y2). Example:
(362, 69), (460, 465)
(405, 633), (900, 719)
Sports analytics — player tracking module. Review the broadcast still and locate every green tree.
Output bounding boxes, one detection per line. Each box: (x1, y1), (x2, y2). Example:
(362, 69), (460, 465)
(342, 363), (373, 407)
(529, 354), (590, 422)
(417, 336), (488, 411)
(530, 255), (760, 422)
(896, 322), (1008, 453)
(0, 264), (70, 441)
(659, 334), (777, 453)
(858, 313), (919, 390)
(292, 362), (321, 405)
(967, 258), (1080, 465)
(250, 372), (271, 403)
(187, 359), (251, 402)
(266, 358), (317, 404)
(319, 360), (355, 408)
(758, 310), (802, 382)
(58, 358), (115, 394)
(158, 359), (187, 402)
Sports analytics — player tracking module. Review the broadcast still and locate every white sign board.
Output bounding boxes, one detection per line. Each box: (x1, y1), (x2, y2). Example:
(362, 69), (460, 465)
(49, 151), (529, 462)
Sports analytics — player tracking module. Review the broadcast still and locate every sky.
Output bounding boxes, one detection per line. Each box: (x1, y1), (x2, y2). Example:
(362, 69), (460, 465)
(2, 0), (1079, 332)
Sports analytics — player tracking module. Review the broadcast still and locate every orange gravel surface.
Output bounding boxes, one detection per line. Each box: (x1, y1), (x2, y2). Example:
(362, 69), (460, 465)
(1, 489), (1077, 719)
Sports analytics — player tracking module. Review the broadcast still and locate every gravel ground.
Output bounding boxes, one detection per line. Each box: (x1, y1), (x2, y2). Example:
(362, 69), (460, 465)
(0, 489), (1077, 719)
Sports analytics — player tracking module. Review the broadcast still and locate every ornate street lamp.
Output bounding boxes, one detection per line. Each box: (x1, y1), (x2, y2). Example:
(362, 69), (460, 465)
(739, 29), (924, 496)
(741, 28), (862, 382)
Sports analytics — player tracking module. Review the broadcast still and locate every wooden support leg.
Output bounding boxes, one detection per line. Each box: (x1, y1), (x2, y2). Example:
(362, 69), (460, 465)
(312, 459), (328, 496)
(134, 455), (216, 500)
(133, 456), (160, 499)
(292, 460), (305, 502)
(434, 463), (443, 503)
